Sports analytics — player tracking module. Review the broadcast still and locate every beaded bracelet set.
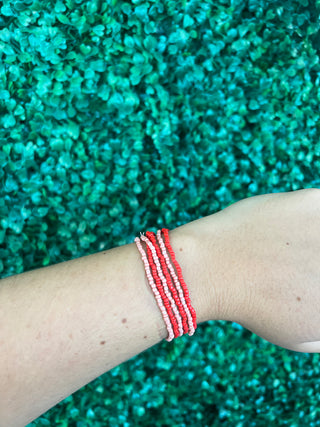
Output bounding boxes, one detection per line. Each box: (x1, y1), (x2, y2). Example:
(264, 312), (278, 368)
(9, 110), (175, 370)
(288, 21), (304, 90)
(134, 228), (197, 342)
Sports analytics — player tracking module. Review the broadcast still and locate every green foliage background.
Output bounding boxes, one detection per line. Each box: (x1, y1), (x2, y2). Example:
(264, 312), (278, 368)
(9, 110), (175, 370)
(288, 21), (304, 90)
(1, 0), (320, 425)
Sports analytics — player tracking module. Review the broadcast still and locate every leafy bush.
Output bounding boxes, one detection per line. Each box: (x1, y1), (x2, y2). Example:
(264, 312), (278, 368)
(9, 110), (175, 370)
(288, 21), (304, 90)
(1, 0), (320, 425)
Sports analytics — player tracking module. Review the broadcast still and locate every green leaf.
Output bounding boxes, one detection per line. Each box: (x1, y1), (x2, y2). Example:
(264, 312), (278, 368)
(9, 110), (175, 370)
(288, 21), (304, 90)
(2, 114), (16, 128)
(92, 25), (105, 37)
(55, 1), (67, 13)
(0, 28), (11, 42)
(248, 99), (260, 110)
(59, 153), (73, 168)
(124, 34), (135, 48)
(3, 43), (15, 56)
(57, 14), (70, 24)
(232, 38), (250, 51)
(90, 59), (106, 72)
(0, 90), (10, 100)
(87, 0), (99, 14)
(135, 4), (149, 22)
(4, 175), (19, 193)
(81, 169), (95, 180)
(67, 121), (80, 139)
(79, 44), (91, 55)
(183, 14), (194, 28)
(1, 5), (14, 16)
(121, 3), (132, 14)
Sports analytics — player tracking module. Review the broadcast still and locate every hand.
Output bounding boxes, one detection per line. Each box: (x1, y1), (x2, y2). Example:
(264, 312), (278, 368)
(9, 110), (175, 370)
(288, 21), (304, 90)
(217, 188), (320, 353)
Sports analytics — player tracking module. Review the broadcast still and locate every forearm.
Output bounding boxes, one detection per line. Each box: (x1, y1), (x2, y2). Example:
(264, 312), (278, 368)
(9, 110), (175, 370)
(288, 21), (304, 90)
(0, 215), (230, 426)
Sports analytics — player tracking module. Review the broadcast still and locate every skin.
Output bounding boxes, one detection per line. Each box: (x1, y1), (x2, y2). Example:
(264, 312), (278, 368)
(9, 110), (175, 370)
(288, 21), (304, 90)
(0, 212), (227, 426)
(196, 187), (320, 353)
(1, 187), (319, 425)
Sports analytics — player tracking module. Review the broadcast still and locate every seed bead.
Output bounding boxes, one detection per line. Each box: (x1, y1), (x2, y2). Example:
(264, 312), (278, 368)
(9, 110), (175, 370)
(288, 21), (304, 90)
(141, 234), (180, 338)
(146, 231), (184, 338)
(134, 236), (174, 341)
(155, 230), (189, 333)
(156, 230), (192, 335)
(162, 228), (197, 335)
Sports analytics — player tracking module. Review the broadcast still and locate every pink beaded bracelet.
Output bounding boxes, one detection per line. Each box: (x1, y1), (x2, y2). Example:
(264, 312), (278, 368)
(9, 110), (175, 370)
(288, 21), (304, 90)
(134, 228), (197, 342)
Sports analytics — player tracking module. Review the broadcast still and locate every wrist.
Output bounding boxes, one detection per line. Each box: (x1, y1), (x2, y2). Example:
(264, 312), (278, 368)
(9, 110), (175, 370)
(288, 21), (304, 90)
(170, 209), (238, 325)
(172, 208), (248, 324)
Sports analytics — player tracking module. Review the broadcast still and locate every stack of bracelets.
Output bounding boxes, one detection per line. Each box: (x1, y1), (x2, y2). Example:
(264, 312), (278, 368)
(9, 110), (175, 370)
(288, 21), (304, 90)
(134, 228), (197, 342)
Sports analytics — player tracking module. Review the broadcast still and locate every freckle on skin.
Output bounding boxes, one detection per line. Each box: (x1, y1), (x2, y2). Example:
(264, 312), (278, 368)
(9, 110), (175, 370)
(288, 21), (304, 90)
(286, 242), (290, 245)
(179, 247), (183, 251)
(122, 318), (127, 323)
(297, 296), (301, 301)
(100, 341), (106, 345)
(144, 336), (147, 339)
(69, 333), (73, 339)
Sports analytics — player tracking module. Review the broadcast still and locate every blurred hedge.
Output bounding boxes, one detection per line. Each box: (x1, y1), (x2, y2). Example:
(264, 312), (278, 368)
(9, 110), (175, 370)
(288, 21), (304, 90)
(1, 0), (320, 425)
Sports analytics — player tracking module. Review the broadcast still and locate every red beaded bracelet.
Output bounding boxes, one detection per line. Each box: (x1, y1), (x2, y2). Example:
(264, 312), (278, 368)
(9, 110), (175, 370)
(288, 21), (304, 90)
(134, 228), (197, 342)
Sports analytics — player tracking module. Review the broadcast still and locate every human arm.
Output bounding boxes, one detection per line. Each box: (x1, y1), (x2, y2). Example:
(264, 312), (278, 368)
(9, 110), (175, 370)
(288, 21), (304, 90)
(207, 187), (320, 353)
(2, 187), (320, 426)
(0, 212), (236, 427)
